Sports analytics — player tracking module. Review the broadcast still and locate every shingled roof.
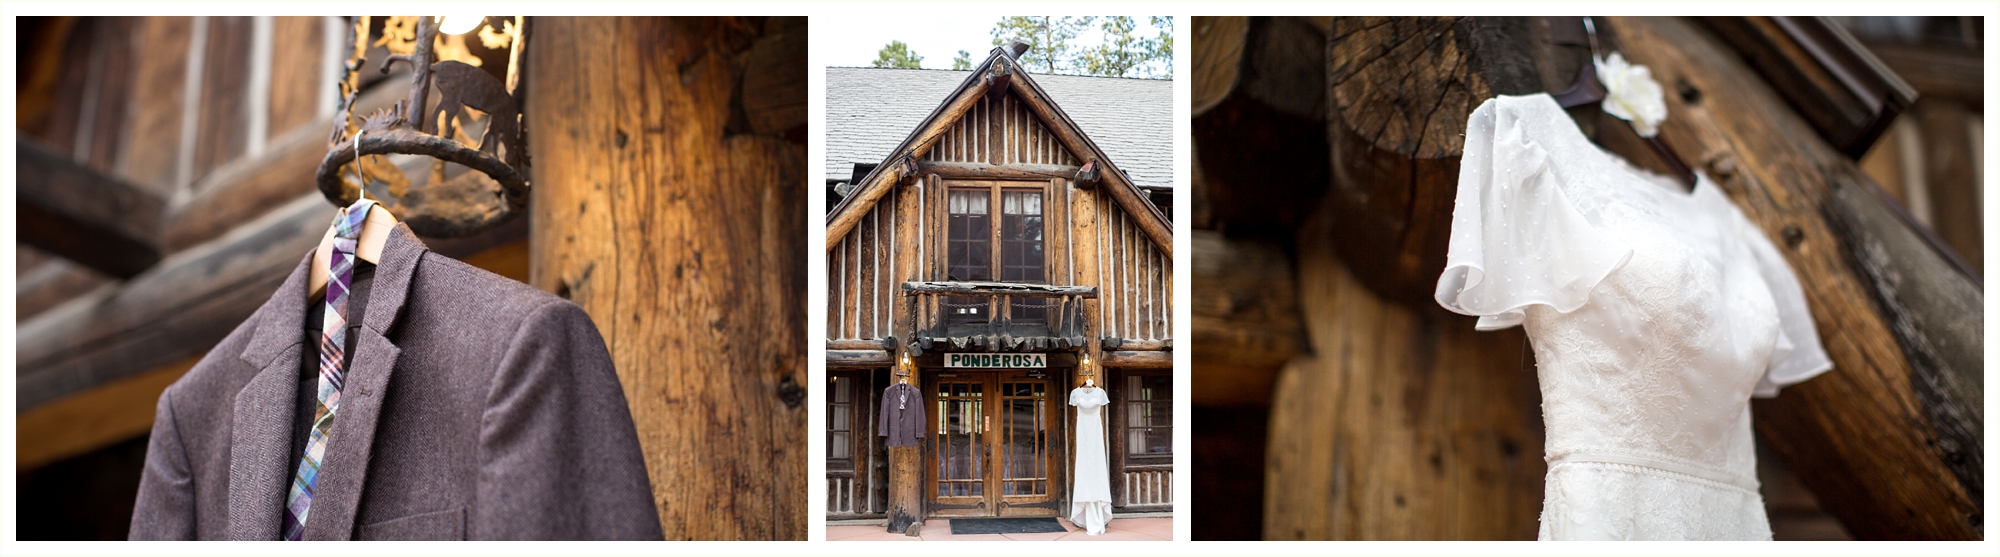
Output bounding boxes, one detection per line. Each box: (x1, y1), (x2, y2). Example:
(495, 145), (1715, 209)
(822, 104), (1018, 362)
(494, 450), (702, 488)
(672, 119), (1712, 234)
(825, 66), (1173, 192)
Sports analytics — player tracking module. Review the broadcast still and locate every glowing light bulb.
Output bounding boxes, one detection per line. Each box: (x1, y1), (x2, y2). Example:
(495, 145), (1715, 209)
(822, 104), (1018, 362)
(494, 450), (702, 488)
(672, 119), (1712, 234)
(439, 15), (484, 35)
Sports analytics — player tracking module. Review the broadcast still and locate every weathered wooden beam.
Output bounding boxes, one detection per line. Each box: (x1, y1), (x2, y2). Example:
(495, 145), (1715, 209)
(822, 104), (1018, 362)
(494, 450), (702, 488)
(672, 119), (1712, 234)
(17, 139), (165, 278)
(1324, 16), (1593, 307)
(826, 339), (890, 351)
(1191, 230), (1303, 407)
(1008, 71), (1174, 259)
(826, 60), (999, 251)
(916, 161), (1081, 182)
(900, 280), (1097, 298)
(1101, 350), (1170, 369)
(1697, 17), (1913, 159)
(527, 16), (806, 540)
(15, 194), (531, 412)
(1265, 197), (1545, 540)
(741, 16), (807, 136)
(161, 77), (411, 251)
(15, 247), (112, 321)
(826, 349), (892, 368)
(1862, 41), (1982, 109)
(1191, 16), (1333, 236)
(1618, 16), (1982, 540)
(16, 357), (197, 471)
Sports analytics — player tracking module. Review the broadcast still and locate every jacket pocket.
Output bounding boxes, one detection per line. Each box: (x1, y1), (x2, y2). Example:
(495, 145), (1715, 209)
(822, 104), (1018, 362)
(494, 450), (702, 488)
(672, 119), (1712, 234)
(357, 507), (465, 540)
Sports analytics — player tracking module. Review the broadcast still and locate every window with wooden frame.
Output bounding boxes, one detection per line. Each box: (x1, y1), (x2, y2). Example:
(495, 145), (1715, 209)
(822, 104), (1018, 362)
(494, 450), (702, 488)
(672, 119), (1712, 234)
(827, 374), (857, 465)
(945, 182), (1046, 324)
(1122, 372), (1172, 462)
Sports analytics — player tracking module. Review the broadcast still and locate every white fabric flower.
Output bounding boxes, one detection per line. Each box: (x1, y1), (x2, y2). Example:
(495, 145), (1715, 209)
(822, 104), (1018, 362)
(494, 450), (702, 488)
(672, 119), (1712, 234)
(1595, 52), (1668, 137)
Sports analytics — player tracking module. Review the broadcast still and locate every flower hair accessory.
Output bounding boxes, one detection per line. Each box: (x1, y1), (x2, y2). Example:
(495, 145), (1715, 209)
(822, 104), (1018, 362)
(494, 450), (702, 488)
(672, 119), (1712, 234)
(1595, 52), (1668, 137)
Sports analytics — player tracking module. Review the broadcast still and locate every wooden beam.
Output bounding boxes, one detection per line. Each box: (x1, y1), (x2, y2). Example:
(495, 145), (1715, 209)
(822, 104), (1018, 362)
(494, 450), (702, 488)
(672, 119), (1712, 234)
(1696, 17), (1914, 159)
(15, 194), (528, 412)
(826, 64), (998, 251)
(826, 339), (890, 351)
(1191, 230), (1303, 407)
(527, 17), (806, 540)
(17, 139), (165, 278)
(1191, 16), (1332, 235)
(900, 280), (1096, 298)
(1009, 75), (1174, 259)
(1618, 16), (1982, 540)
(826, 349), (892, 368)
(1862, 41), (1982, 108)
(1101, 350), (1170, 369)
(916, 161), (1081, 182)
(160, 78), (410, 251)
(16, 357), (198, 471)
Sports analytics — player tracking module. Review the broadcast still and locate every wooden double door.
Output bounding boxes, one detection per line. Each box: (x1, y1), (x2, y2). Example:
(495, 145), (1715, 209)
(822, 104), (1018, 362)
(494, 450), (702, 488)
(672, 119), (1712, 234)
(924, 369), (1066, 518)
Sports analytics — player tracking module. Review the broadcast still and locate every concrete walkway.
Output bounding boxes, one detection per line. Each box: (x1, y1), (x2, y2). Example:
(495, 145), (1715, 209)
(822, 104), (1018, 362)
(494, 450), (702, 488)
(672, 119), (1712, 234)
(828, 516), (1173, 541)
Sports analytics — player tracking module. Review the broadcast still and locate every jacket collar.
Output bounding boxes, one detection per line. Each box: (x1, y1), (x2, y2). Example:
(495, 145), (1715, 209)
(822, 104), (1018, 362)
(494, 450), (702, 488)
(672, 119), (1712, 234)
(226, 223), (427, 540)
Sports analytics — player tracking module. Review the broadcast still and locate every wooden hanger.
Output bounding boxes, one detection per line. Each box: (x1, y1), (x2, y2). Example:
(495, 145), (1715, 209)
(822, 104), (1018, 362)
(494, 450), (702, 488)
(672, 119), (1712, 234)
(308, 131), (402, 299)
(1553, 17), (1696, 191)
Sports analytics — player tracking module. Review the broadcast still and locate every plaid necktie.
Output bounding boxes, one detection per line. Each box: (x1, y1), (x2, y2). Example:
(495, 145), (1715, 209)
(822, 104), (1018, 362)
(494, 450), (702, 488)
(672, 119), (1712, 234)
(281, 198), (376, 541)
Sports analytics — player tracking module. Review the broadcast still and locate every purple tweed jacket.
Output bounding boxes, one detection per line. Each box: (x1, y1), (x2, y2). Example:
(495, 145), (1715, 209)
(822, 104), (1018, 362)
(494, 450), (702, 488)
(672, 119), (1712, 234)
(129, 225), (662, 540)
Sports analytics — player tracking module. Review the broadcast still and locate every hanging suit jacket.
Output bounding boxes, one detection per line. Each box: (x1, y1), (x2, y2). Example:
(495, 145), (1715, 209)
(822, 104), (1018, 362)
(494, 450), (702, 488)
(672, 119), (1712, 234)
(878, 383), (925, 447)
(129, 224), (663, 540)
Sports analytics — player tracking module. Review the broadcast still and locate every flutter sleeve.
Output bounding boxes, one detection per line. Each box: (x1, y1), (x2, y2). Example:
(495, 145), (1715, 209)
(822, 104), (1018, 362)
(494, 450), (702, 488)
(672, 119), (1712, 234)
(1435, 95), (1633, 330)
(1729, 202), (1834, 397)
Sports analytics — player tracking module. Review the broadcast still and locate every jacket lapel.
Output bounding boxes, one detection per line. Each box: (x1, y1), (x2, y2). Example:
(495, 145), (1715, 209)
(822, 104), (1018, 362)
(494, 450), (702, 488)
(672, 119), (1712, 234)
(226, 253), (314, 540)
(300, 224), (425, 540)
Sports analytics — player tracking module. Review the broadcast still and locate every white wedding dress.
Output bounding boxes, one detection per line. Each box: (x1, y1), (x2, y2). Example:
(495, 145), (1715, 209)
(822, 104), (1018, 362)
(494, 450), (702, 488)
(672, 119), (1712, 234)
(1435, 93), (1833, 540)
(1068, 386), (1112, 535)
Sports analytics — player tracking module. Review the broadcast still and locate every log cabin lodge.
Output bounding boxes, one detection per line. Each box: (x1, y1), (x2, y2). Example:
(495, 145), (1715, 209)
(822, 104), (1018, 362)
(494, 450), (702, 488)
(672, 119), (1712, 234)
(823, 44), (1173, 531)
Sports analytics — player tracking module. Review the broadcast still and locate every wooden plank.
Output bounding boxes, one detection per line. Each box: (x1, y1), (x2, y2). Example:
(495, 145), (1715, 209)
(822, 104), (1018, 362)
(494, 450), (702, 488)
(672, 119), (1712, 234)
(826, 339), (890, 351)
(1913, 101), (1982, 273)
(900, 280), (1097, 298)
(16, 357), (198, 472)
(15, 234), (530, 472)
(1863, 41), (1982, 109)
(265, 16), (326, 139)
(1265, 203), (1544, 540)
(17, 139), (165, 278)
(15, 254), (112, 321)
(191, 16), (253, 186)
(1613, 16), (1981, 540)
(159, 78), (407, 252)
(1100, 351), (1170, 369)
(1191, 230), (1302, 407)
(742, 17), (806, 136)
(16, 194), (322, 410)
(114, 16), (193, 194)
(1696, 17), (1914, 158)
(81, 17), (137, 173)
(917, 161), (1082, 181)
(827, 350), (893, 368)
(526, 16), (805, 540)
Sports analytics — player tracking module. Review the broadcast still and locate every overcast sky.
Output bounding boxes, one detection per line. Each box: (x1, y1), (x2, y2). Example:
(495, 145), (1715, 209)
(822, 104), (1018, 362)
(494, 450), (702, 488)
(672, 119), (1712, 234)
(816, 14), (1170, 70)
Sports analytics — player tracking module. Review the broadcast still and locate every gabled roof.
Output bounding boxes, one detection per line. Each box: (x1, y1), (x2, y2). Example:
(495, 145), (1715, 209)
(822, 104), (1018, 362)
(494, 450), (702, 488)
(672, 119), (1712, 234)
(823, 47), (1173, 257)
(826, 67), (1173, 192)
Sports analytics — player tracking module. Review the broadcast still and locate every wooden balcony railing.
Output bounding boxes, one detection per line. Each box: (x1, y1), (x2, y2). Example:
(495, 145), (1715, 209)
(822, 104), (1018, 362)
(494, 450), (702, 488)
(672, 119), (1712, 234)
(900, 281), (1096, 354)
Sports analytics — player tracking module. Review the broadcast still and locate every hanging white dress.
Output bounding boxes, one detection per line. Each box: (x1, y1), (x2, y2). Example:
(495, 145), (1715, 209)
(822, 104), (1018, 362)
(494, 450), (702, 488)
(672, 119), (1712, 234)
(1068, 386), (1112, 535)
(1434, 93), (1833, 540)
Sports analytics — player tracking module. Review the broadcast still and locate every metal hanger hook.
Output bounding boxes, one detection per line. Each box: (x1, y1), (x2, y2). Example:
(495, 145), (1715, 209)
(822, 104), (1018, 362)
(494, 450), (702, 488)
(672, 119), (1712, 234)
(350, 129), (371, 200)
(1583, 16), (1602, 61)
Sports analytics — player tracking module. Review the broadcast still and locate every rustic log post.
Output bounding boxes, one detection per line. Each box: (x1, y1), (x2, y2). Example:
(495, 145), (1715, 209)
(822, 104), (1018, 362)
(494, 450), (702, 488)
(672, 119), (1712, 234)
(1190, 16), (1333, 235)
(1610, 16), (1982, 540)
(526, 16), (806, 540)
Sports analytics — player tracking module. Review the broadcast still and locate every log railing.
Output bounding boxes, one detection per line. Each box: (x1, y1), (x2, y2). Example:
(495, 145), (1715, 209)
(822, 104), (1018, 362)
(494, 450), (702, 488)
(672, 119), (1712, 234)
(900, 281), (1095, 354)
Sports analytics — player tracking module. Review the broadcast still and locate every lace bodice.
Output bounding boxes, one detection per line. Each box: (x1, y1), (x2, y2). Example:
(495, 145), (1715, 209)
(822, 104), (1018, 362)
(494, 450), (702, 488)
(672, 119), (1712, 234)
(1435, 94), (1833, 540)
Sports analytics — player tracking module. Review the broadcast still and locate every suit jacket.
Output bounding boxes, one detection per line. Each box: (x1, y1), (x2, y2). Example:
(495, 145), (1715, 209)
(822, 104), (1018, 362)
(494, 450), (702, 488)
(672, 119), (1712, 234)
(878, 383), (924, 448)
(130, 224), (663, 540)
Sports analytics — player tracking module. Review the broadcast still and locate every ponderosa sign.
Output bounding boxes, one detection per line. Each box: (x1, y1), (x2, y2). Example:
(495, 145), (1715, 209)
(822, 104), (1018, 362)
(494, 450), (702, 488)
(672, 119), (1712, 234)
(944, 353), (1047, 369)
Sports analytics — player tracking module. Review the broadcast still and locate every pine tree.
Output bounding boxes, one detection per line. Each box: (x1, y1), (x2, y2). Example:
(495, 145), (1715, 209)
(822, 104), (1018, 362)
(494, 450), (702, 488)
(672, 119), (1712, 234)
(952, 49), (973, 71)
(989, 16), (1095, 75)
(872, 40), (923, 69)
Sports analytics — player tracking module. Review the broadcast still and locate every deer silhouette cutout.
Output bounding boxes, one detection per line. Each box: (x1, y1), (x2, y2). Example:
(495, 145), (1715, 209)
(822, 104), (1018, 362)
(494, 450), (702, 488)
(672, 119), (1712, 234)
(429, 60), (522, 168)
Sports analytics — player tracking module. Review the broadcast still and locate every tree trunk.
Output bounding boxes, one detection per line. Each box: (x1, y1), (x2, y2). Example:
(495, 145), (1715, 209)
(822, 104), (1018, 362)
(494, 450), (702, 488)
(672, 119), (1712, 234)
(526, 16), (807, 540)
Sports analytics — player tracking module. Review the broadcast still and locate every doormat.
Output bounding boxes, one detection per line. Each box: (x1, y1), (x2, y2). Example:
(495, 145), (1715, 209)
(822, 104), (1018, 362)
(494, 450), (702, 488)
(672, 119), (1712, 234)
(947, 517), (1068, 535)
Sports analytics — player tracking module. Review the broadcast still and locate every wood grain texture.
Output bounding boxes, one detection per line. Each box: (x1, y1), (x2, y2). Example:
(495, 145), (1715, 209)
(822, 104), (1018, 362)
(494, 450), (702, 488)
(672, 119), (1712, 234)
(17, 139), (165, 278)
(265, 16), (326, 139)
(1190, 230), (1302, 407)
(114, 16), (193, 194)
(1264, 199), (1544, 540)
(1611, 16), (1981, 540)
(191, 16), (252, 186)
(526, 16), (806, 541)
